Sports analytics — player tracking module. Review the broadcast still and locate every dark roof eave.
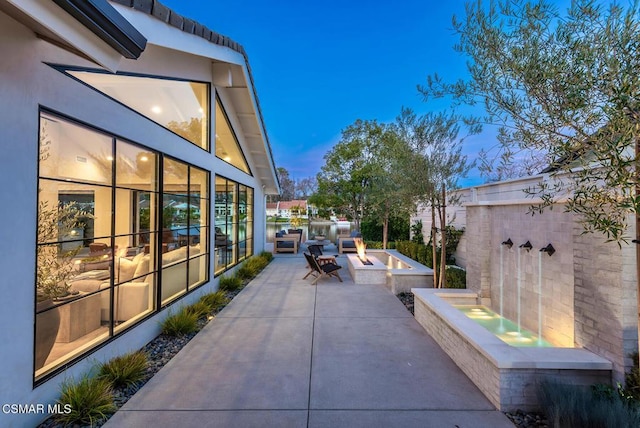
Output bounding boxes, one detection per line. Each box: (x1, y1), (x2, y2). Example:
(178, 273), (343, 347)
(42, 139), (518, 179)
(53, 0), (147, 59)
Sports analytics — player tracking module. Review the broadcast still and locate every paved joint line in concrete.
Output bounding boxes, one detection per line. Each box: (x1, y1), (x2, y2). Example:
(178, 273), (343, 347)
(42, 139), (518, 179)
(306, 281), (318, 428)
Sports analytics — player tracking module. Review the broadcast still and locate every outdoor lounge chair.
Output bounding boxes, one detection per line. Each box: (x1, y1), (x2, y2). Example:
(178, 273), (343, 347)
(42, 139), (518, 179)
(307, 244), (338, 265)
(274, 230), (299, 253)
(303, 252), (343, 285)
(338, 231), (362, 254)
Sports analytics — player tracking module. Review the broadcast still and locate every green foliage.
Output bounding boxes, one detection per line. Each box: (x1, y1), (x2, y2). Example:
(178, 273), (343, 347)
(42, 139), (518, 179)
(444, 226), (464, 265)
(538, 381), (640, 427)
(422, 0), (640, 242)
(54, 375), (115, 426)
(166, 117), (204, 148)
(199, 291), (229, 312)
(445, 266), (466, 289)
(626, 352), (640, 401)
(184, 301), (211, 320)
(161, 308), (199, 336)
(364, 241), (383, 249)
(218, 275), (243, 292)
(237, 263), (257, 280)
(315, 208), (332, 219)
(36, 201), (91, 299)
(396, 237), (465, 289)
(315, 119), (412, 232)
(411, 220), (424, 244)
(98, 351), (148, 389)
(245, 256), (268, 273)
(258, 251), (273, 263)
(361, 216), (410, 242)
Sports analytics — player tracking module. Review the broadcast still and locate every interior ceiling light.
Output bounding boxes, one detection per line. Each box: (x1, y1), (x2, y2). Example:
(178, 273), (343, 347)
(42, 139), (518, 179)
(151, 105), (162, 114)
(140, 155), (149, 162)
(106, 155), (114, 161)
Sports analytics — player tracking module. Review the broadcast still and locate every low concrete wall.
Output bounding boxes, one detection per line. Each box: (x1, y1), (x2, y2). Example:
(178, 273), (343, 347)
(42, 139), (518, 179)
(413, 288), (612, 412)
(367, 250), (434, 294)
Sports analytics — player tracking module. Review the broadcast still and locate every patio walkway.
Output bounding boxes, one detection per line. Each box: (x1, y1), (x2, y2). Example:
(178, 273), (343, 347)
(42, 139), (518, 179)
(105, 249), (514, 428)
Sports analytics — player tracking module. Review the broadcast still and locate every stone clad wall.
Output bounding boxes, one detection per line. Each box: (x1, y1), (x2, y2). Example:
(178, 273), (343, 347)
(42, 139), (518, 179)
(466, 204), (575, 346)
(573, 218), (638, 384)
(465, 206), (492, 300)
(424, 174), (639, 384)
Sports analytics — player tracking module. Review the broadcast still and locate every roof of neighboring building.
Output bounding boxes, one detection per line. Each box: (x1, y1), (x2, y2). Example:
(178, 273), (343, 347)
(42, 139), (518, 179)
(278, 200), (307, 210)
(266, 203), (278, 210)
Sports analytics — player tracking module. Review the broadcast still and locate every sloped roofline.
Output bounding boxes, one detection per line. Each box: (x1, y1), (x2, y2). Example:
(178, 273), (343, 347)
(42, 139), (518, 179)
(110, 0), (279, 193)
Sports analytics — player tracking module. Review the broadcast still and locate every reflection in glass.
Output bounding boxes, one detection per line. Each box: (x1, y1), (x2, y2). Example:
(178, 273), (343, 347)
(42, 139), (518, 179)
(215, 99), (250, 173)
(35, 112), (209, 381)
(67, 70), (209, 150)
(39, 113), (113, 184)
(116, 141), (158, 191)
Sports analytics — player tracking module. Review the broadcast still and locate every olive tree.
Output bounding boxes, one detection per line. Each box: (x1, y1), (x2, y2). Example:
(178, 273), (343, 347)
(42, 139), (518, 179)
(420, 0), (640, 357)
(395, 108), (474, 287)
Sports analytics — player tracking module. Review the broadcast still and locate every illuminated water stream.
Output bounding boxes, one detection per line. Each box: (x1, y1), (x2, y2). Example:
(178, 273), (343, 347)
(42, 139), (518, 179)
(455, 305), (552, 347)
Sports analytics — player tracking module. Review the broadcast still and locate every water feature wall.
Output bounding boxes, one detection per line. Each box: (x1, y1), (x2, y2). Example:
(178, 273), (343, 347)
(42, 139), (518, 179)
(412, 174), (638, 384)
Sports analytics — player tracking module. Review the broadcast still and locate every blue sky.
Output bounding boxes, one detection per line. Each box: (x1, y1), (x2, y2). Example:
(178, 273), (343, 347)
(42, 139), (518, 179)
(161, 0), (495, 186)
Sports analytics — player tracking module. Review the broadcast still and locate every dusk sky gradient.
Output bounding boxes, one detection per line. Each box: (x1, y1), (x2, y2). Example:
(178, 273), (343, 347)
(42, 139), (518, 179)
(160, 0), (501, 187)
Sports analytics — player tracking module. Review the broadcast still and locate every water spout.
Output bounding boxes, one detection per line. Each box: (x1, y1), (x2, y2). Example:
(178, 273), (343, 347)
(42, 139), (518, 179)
(519, 241), (532, 252)
(501, 238), (513, 248)
(540, 243), (555, 256)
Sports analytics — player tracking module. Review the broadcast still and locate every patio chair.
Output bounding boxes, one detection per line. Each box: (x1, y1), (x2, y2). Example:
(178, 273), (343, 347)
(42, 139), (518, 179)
(307, 244), (338, 265)
(274, 230), (298, 253)
(303, 252), (343, 285)
(338, 231), (362, 254)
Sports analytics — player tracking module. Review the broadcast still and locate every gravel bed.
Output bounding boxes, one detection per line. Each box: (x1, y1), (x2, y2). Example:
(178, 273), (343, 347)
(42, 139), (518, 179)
(396, 292), (549, 428)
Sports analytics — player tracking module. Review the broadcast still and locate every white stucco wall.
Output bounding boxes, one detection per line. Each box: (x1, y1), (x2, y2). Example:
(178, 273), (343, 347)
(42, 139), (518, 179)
(0, 7), (273, 426)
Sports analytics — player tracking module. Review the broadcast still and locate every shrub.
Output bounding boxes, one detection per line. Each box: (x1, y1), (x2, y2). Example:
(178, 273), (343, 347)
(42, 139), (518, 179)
(218, 274), (243, 292)
(199, 291), (229, 312)
(161, 308), (199, 336)
(245, 256), (268, 273)
(445, 265), (466, 289)
(364, 240), (383, 249)
(411, 220), (425, 244)
(237, 262), (257, 280)
(54, 375), (116, 426)
(98, 351), (148, 389)
(184, 301), (211, 320)
(538, 381), (640, 427)
(626, 352), (640, 400)
(258, 251), (273, 262)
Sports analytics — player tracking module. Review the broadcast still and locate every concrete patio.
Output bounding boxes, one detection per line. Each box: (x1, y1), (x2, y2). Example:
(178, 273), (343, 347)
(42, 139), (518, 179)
(105, 249), (514, 428)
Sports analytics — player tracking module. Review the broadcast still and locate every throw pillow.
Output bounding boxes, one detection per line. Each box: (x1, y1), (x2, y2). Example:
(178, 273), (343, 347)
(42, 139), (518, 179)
(117, 257), (138, 283)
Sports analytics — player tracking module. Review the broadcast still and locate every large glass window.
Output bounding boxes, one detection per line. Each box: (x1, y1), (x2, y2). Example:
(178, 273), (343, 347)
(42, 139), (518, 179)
(35, 112), (209, 382)
(215, 98), (251, 174)
(65, 68), (210, 150)
(214, 176), (253, 275)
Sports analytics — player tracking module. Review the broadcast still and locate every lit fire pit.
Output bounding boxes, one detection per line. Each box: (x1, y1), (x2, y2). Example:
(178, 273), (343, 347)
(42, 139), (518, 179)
(354, 237), (373, 265)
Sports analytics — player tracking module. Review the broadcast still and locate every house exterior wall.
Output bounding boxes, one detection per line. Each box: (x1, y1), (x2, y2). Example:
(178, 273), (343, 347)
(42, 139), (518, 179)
(0, 6), (274, 426)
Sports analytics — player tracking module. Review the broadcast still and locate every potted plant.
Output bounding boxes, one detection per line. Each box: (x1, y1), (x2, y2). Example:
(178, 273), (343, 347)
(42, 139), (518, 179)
(35, 200), (89, 369)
